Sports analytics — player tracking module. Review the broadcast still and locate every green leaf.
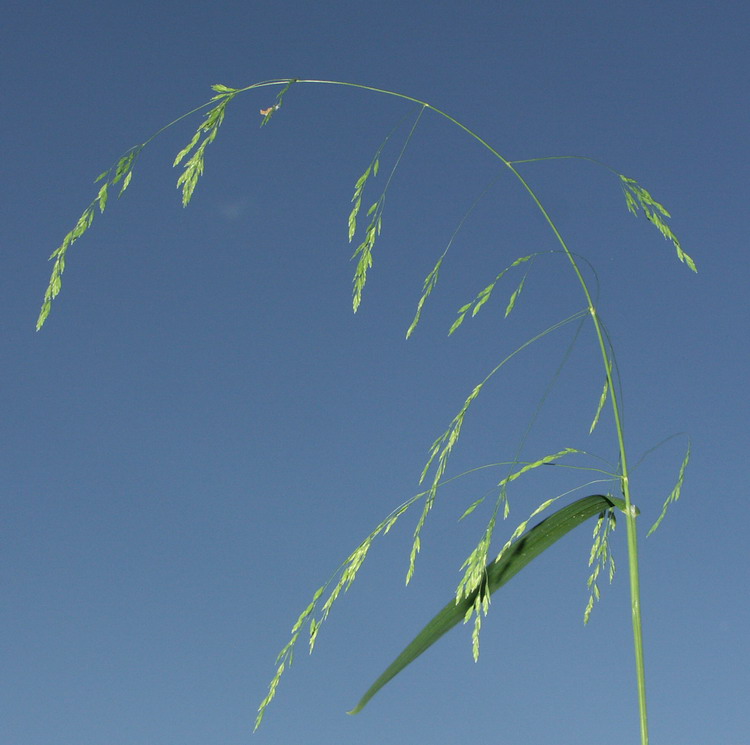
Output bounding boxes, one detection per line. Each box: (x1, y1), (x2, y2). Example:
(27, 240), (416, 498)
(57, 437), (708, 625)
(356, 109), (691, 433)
(348, 494), (626, 715)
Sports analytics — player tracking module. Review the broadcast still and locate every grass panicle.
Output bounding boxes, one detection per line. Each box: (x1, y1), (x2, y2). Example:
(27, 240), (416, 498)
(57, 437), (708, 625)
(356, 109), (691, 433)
(620, 175), (696, 271)
(36, 79), (299, 330)
(36, 145), (143, 330)
(406, 174), (502, 339)
(448, 254), (534, 335)
(39, 80), (696, 745)
(254, 490), (421, 730)
(349, 106), (426, 312)
(647, 440), (691, 537)
(173, 84), (242, 207)
(584, 505), (617, 623)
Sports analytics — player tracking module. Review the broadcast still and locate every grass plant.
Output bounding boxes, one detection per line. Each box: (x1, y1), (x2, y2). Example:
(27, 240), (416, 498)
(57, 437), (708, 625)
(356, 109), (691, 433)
(37, 78), (695, 744)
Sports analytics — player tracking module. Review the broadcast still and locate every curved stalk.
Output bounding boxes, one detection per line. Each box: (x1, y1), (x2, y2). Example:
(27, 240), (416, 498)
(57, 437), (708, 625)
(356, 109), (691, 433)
(286, 79), (649, 743)
(41, 77), (656, 741)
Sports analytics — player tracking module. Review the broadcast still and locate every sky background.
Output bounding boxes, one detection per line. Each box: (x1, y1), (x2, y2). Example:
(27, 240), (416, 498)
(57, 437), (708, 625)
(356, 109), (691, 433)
(2, 2), (748, 744)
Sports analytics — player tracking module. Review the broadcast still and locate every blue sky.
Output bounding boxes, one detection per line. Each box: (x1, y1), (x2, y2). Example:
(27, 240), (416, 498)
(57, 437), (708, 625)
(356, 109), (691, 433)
(2, 2), (748, 744)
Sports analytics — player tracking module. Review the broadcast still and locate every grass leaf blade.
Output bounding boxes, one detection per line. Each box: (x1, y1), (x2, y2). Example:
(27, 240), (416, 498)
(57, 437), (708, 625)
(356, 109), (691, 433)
(348, 494), (621, 715)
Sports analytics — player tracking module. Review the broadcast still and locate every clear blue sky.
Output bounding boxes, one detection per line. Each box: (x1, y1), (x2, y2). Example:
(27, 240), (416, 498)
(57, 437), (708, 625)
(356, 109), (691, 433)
(3, 2), (748, 744)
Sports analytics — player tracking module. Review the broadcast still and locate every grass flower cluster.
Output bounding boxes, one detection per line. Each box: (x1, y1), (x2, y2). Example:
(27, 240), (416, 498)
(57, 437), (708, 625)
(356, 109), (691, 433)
(38, 78), (695, 745)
